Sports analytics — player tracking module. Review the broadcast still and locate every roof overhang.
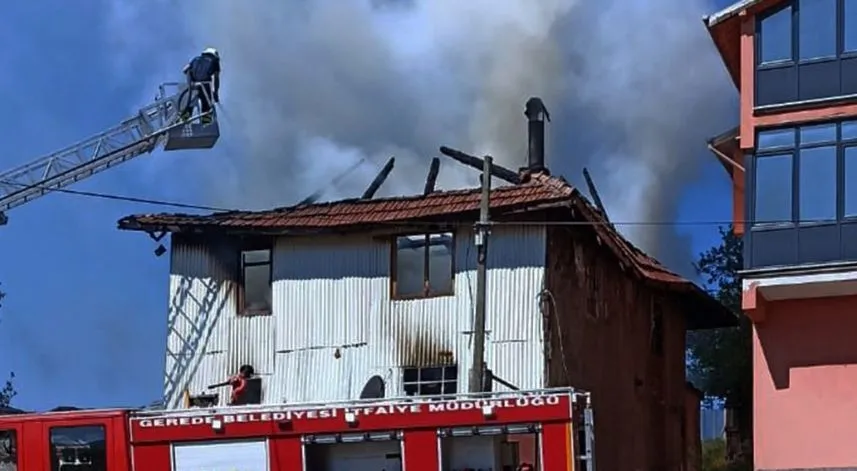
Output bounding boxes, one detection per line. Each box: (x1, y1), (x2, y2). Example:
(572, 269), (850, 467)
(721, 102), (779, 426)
(703, 0), (786, 89)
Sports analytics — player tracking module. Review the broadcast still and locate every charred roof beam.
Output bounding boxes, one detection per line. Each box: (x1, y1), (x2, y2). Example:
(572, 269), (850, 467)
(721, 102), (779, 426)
(361, 156), (396, 199)
(438, 146), (521, 184)
(423, 157), (440, 195)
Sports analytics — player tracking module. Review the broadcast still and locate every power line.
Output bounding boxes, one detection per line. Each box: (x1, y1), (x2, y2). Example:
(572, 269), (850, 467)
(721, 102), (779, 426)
(0, 180), (755, 228)
(1, 180), (231, 212)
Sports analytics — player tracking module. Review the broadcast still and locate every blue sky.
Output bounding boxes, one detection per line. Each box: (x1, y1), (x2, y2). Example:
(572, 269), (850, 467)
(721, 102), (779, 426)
(0, 0), (733, 410)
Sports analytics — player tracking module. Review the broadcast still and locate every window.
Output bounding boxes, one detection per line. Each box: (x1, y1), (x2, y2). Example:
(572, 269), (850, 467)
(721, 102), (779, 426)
(650, 302), (664, 356)
(845, 0), (857, 52)
(759, 6), (793, 63)
(758, 127), (796, 150)
(755, 154), (794, 225)
(799, 0), (836, 60)
(799, 146), (837, 221)
(392, 232), (454, 299)
(49, 425), (106, 471)
(752, 121), (856, 227)
(402, 365), (457, 396)
(756, 0), (857, 106)
(845, 147), (857, 216)
(239, 247), (272, 315)
(0, 430), (16, 471)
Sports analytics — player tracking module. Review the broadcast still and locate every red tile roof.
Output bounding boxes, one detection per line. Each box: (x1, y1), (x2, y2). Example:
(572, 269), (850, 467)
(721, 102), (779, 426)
(118, 173), (734, 328)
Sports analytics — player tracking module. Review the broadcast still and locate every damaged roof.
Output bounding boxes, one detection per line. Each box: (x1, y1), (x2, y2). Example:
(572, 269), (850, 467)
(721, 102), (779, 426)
(118, 173), (735, 329)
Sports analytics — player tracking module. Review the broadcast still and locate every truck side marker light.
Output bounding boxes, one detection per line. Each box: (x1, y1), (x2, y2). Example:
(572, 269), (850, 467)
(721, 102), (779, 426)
(344, 411), (358, 425)
(482, 405), (495, 419)
(211, 419), (224, 432)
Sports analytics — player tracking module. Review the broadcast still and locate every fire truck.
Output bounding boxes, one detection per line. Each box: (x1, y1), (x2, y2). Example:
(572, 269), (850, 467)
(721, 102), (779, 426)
(0, 388), (593, 471)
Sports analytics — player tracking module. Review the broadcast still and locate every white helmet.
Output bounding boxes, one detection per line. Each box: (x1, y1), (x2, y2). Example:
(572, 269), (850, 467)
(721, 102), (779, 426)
(202, 47), (219, 58)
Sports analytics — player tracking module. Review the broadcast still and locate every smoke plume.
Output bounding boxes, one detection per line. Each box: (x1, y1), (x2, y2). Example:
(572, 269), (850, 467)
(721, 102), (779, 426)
(109, 0), (734, 275)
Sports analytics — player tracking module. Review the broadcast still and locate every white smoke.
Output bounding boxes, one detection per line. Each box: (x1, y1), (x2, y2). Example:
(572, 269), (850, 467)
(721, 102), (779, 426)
(106, 0), (734, 275)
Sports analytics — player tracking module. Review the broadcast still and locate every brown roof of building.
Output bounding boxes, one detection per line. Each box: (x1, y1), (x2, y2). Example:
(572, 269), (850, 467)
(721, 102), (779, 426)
(118, 173), (735, 329)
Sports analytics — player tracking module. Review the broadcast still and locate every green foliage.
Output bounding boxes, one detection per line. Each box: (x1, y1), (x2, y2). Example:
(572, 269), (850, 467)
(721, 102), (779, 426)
(0, 287), (15, 407)
(0, 372), (15, 408)
(702, 439), (751, 471)
(687, 225), (752, 410)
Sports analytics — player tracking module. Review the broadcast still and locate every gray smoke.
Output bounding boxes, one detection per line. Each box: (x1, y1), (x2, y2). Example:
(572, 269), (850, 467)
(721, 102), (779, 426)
(109, 0), (734, 275)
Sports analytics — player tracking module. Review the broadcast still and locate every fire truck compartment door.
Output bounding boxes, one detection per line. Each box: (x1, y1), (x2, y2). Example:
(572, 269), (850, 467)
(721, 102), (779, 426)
(172, 440), (268, 471)
(313, 441), (401, 471)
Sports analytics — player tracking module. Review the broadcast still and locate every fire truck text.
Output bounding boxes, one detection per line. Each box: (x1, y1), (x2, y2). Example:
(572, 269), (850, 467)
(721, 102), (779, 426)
(135, 395), (560, 428)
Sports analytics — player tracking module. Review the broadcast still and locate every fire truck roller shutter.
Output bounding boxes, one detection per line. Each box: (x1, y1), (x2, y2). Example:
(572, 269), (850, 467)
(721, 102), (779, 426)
(302, 432), (402, 471)
(172, 439), (269, 471)
(438, 425), (539, 471)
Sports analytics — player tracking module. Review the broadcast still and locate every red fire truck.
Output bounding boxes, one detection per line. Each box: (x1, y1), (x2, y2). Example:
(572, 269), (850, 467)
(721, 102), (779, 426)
(0, 388), (593, 471)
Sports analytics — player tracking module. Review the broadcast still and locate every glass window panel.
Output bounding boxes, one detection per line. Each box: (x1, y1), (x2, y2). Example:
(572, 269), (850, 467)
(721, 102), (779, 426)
(49, 426), (106, 471)
(427, 233), (453, 294)
(800, 123), (837, 145)
(242, 249), (270, 264)
(755, 154), (794, 225)
(842, 121), (857, 140)
(760, 6), (794, 63)
(0, 430), (17, 471)
(243, 264), (272, 312)
(758, 127), (796, 150)
(799, 0), (836, 60)
(845, 147), (857, 217)
(395, 235), (426, 297)
(799, 146), (837, 222)
(845, 0), (857, 52)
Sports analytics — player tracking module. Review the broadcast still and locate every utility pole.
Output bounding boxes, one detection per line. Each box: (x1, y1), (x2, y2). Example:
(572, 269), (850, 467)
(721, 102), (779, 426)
(469, 155), (492, 393)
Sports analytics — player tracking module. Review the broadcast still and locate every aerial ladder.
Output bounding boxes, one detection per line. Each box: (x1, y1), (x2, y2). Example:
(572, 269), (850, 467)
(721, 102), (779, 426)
(0, 81), (220, 225)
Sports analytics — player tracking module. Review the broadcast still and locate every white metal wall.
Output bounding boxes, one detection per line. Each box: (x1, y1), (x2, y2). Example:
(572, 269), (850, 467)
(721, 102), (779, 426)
(163, 226), (546, 408)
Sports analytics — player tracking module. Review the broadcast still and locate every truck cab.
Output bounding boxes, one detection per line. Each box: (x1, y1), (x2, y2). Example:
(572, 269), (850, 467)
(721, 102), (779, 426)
(0, 409), (130, 471)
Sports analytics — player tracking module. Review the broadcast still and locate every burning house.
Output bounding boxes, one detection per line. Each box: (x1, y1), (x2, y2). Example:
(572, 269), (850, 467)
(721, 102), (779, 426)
(117, 98), (735, 471)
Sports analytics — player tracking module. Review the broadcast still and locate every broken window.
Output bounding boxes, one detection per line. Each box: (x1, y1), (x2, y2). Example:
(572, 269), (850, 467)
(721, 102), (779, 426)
(651, 301), (664, 356)
(392, 232), (454, 298)
(0, 430), (16, 471)
(49, 425), (106, 471)
(239, 247), (272, 315)
(402, 365), (458, 397)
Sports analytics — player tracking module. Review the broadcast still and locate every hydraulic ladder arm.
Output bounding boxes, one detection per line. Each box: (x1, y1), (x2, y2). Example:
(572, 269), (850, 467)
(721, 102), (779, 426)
(0, 81), (219, 225)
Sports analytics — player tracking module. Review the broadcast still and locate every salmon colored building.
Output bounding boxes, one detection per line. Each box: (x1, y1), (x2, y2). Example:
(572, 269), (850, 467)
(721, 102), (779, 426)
(706, 0), (857, 469)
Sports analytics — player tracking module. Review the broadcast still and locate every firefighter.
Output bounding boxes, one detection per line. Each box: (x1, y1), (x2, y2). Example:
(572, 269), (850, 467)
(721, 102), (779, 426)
(227, 364), (255, 405)
(180, 47), (221, 124)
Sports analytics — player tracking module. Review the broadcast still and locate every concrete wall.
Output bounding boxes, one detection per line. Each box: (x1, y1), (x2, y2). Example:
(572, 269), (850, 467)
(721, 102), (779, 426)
(544, 225), (690, 471)
(162, 226), (547, 409)
(753, 294), (857, 470)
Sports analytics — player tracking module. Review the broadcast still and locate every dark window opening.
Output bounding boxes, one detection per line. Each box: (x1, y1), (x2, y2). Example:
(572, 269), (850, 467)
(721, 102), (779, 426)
(392, 232), (454, 299)
(0, 430), (16, 471)
(239, 246), (272, 315)
(403, 365), (458, 397)
(650, 302), (664, 356)
(49, 425), (106, 471)
(759, 5), (793, 64)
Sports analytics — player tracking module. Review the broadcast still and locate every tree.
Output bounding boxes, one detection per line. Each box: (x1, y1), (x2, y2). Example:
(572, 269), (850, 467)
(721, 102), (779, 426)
(0, 287), (15, 408)
(687, 225), (752, 459)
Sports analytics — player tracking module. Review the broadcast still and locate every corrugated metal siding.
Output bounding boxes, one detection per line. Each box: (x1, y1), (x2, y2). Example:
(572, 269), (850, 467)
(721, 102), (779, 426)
(164, 239), (235, 409)
(164, 226), (546, 408)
